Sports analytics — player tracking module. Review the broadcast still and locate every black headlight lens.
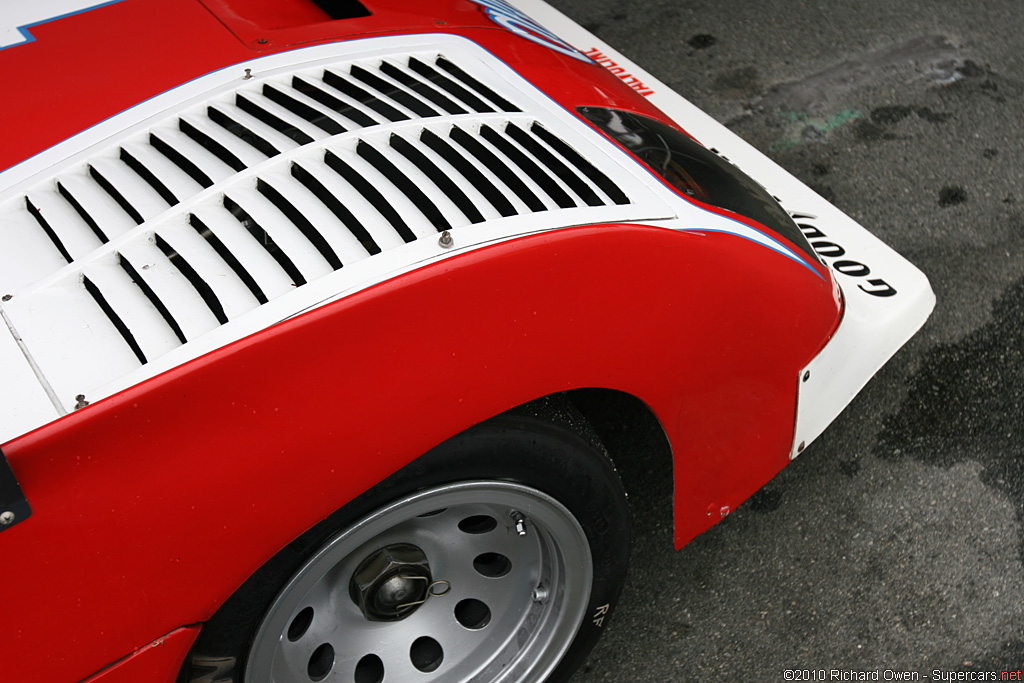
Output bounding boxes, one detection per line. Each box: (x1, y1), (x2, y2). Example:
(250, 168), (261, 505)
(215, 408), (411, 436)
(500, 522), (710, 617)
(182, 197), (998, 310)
(578, 106), (818, 263)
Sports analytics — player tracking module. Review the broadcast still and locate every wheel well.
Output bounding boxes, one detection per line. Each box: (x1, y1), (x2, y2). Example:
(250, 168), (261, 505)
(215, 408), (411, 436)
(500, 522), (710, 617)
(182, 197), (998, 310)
(510, 389), (675, 539)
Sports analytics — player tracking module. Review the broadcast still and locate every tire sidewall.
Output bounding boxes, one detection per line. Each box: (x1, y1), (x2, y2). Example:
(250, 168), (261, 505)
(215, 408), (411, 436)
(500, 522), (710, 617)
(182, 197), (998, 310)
(180, 414), (630, 683)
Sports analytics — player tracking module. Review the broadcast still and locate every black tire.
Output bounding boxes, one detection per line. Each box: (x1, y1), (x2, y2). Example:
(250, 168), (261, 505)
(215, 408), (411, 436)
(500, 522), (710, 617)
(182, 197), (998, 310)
(179, 413), (631, 683)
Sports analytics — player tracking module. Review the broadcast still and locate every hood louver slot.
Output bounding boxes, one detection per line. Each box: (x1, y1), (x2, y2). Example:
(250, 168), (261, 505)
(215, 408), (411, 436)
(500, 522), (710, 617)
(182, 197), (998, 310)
(1, 39), (650, 414)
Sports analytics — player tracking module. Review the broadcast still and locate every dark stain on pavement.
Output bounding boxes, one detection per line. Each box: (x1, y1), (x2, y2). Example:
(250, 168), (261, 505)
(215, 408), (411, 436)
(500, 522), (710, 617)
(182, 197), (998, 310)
(713, 66), (762, 99)
(938, 186), (969, 207)
(853, 119), (902, 142)
(875, 276), (1024, 558)
(688, 34), (717, 50)
(748, 487), (783, 513)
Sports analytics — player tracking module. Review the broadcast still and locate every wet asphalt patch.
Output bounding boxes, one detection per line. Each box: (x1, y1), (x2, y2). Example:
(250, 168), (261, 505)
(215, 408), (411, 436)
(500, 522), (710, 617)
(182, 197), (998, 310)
(875, 275), (1024, 561)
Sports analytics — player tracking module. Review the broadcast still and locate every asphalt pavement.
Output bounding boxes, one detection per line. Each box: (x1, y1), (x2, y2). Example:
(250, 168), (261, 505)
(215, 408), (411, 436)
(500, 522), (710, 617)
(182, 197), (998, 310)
(550, 0), (1024, 680)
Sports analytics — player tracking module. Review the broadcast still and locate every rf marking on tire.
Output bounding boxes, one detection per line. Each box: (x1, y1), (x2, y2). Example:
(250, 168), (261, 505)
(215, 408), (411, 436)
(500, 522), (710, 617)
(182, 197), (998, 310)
(592, 603), (610, 627)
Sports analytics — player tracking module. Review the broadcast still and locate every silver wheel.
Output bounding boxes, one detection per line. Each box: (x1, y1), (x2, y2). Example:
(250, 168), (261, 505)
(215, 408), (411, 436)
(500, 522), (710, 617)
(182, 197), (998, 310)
(245, 481), (593, 683)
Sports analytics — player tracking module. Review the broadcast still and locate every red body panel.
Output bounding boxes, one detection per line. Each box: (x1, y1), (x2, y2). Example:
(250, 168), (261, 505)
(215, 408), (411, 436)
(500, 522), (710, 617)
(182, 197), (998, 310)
(0, 2), (842, 679)
(1, 225), (838, 681)
(82, 627), (200, 683)
(0, 0), (664, 173)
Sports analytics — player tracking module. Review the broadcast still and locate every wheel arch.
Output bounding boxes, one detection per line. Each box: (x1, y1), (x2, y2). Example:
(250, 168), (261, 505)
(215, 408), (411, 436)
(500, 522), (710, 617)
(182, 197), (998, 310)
(1, 223), (837, 681)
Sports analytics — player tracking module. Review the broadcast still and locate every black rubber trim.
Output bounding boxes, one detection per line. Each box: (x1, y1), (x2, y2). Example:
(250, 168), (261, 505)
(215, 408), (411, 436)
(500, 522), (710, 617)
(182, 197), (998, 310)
(0, 447), (33, 533)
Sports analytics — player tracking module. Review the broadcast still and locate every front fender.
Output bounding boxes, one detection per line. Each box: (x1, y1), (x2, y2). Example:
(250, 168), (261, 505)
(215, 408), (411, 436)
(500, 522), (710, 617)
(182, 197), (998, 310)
(0, 223), (837, 681)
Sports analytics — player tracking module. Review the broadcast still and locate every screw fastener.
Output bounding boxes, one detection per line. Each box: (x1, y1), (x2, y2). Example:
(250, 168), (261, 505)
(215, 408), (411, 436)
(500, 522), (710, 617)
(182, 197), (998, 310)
(74, 394), (89, 410)
(438, 231), (454, 248)
(2, 294), (11, 302)
(0, 511), (15, 526)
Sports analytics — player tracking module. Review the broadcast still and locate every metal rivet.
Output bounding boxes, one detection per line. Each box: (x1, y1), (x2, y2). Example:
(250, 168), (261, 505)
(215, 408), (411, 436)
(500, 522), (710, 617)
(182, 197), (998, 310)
(74, 394), (89, 410)
(438, 231), (453, 249)
(532, 585), (549, 603)
(0, 511), (15, 526)
(243, 68), (253, 80)
(798, 441), (806, 453)
(802, 371), (811, 382)
(1, 294), (11, 302)
(256, 38), (269, 45)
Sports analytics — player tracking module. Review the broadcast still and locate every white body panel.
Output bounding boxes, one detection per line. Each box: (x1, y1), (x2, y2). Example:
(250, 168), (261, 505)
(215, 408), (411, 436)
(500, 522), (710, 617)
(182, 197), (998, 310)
(512, 0), (935, 456)
(1, 33), (794, 444)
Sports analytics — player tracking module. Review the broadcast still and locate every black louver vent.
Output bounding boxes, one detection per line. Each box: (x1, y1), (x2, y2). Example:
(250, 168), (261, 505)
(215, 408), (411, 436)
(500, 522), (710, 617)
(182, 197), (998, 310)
(23, 55), (524, 265)
(56, 119), (629, 367)
(6, 50), (635, 386)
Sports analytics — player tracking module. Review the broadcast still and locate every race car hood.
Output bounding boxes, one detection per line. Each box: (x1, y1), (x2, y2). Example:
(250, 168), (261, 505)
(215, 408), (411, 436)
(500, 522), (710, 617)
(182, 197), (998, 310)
(1, 18), (716, 444)
(0, 0), (553, 172)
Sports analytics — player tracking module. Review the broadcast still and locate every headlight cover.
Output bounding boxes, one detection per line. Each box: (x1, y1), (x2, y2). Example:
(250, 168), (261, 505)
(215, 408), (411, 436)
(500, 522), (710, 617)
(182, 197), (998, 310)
(578, 106), (820, 263)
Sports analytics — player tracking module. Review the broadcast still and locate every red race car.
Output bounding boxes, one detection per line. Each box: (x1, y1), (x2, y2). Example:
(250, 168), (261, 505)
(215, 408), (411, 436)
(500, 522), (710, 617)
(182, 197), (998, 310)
(0, 1), (934, 681)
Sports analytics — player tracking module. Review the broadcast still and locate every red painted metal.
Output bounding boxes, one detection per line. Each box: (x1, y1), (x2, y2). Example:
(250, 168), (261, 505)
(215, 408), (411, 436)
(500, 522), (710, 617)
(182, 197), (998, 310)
(1, 225), (839, 681)
(0, 0), (665, 172)
(0, 2), (842, 679)
(81, 627), (200, 683)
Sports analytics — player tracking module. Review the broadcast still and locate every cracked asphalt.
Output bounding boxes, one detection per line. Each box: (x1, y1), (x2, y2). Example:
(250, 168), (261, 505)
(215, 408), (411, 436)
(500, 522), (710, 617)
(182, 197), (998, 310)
(550, 0), (1024, 679)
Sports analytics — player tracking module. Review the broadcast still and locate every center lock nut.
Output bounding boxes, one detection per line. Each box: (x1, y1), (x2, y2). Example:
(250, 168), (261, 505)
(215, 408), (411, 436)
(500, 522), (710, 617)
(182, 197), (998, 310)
(350, 543), (433, 621)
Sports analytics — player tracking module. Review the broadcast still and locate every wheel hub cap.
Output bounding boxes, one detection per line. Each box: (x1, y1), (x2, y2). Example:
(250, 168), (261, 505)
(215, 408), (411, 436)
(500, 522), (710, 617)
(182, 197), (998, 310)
(351, 543), (432, 621)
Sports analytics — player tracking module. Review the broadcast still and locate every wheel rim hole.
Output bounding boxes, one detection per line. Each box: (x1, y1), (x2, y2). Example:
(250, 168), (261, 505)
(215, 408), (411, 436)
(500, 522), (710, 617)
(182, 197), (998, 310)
(473, 552), (512, 578)
(307, 643), (335, 682)
(354, 654), (384, 683)
(288, 606), (314, 642)
(454, 598), (491, 630)
(410, 636), (444, 673)
(458, 515), (497, 534)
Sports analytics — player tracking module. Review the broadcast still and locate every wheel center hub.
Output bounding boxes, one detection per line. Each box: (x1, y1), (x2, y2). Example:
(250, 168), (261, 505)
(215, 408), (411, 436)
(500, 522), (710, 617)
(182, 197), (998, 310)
(351, 543), (432, 621)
